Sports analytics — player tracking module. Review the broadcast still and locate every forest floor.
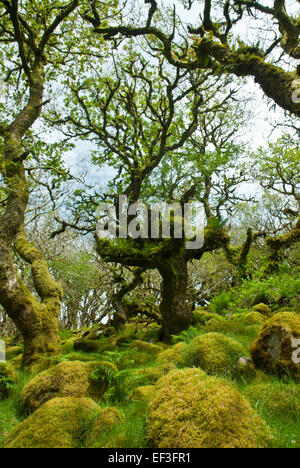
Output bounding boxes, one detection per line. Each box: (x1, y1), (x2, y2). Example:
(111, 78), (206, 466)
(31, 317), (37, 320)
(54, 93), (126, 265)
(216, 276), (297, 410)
(1, 271), (300, 448)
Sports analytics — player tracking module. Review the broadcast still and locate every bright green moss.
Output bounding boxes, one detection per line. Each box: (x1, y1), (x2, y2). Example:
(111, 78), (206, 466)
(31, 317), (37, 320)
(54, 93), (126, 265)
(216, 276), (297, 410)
(21, 360), (117, 412)
(236, 311), (265, 326)
(128, 340), (163, 355)
(11, 354), (23, 369)
(234, 357), (258, 382)
(192, 309), (219, 326)
(158, 342), (188, 367)
(252, 304), (272, 317)
(4, 397), (100, 448)
(147, 369), (272, 448)
(5, 346), (22, 360)
(130, 386), (155, 401)
(205, 315), (227, 329)
(244, 381), (300, 418)
(250, 312), (300, 380)
(61, 337), (78, 354)
(87, 407), (125, 448)
(184, 332), (244, 377)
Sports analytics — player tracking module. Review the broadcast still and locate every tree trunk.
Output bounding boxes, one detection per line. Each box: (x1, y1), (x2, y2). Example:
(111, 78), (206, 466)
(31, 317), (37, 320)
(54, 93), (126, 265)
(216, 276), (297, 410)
(0, 228), (62, 370)
(158, 251), (192, 342)
(0, 64), (62, 369)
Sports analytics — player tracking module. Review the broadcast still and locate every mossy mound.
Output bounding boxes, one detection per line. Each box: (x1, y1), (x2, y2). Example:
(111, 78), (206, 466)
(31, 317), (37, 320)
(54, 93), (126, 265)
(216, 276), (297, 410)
(205, 315), (228, 331)
(234, 357), (258, 382)
(130, 385), (155, 401)
(275, 306), (295, 314)
(147, 368), (271, 448)
(158, 342), (188, 367)
(21, 360), (117, 412)
(244, 381), (300, 418)
(118, 351), (155, 369)
(250, 312), (300, 380)
(87, 407), (124, 448)
(128, 340), (163, 355)
(0, 362), (18, 399)
(184, 333), (244, 377)
(104, 363), (176, 402)
(252, 304), (272, 317)
(4, 397), (99, 448)
(192, 309), (218, 326)
(239, 311), (265, 325)
(73, 339), (101, 353)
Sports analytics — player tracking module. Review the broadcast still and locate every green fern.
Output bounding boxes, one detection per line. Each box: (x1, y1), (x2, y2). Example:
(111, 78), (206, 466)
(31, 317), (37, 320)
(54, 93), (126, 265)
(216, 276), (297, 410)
(0, 376), (13, 392)
(90, 364), (117, 385)
(172, 326), (200, 344)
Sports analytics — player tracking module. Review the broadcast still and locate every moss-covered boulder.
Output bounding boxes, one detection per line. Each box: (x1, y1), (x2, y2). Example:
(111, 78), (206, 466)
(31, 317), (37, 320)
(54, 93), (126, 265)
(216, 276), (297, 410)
(0, 362), (18, 399)
(147, 369), (271, 448)
(128, 340), (163, 355)
(4, 397), (99, 448)
(234, 357), (257, 382)
(158, 342), (188, 367)
(240, 311), (265, 325)
(205, 315), (228, 332)
(252, 304), (272, 317)
(130, 385), (155, 401)
(21, 360), (117, 412)
(184, 332), (244, 377)
(192, 309), (217, 326)
(250, 312), (300, 380)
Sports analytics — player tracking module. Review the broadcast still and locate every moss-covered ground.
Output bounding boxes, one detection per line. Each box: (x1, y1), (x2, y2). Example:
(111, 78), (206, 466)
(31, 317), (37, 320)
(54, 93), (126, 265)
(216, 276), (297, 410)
(1, 273), (300, 448)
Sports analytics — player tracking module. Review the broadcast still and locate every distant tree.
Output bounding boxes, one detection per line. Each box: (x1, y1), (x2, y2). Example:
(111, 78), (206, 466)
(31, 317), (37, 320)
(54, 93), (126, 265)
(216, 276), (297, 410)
(223, 135), (300, 278)
(253, 135), (300, 274)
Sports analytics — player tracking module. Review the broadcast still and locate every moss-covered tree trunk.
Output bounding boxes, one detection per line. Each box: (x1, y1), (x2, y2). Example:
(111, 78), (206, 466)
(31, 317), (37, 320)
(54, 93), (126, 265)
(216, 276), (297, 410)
(0, 195), (63, 370)
(16, 229), (62, 368)
(0, 65), (62, 370)
(200, 40), (300, 117)
(264, 218), (300, 277)
(158, 251), (191, 342)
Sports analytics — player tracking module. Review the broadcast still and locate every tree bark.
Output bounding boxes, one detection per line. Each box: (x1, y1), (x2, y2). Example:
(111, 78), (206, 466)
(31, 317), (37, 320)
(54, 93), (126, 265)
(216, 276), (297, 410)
(158, 251), (192, 342)
(0, 227), (62, 369)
